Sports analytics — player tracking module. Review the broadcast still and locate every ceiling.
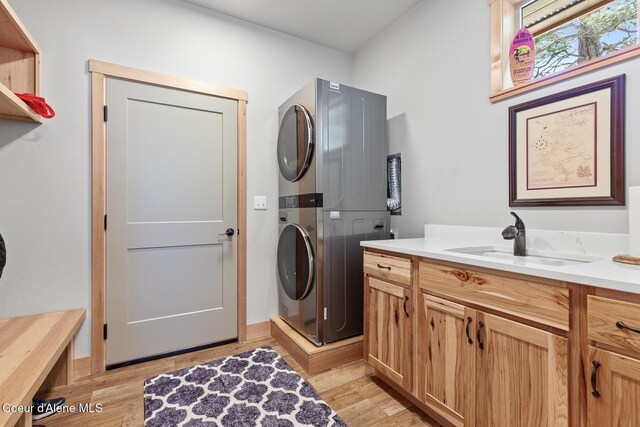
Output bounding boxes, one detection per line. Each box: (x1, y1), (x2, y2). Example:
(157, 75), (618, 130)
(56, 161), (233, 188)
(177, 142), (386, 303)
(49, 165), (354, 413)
(183, 0), (423, 53)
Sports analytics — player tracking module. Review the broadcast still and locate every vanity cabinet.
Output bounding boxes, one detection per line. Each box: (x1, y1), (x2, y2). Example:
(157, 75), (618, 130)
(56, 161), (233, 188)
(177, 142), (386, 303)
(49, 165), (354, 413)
(363, 251), (413, 390)
(418, 260), (569, 426)
(588, 347), (640, 426)
(364, 276), (413, 390)
(415, 292), (568, 427)
(364, 249), (575, 426)
(475, 312), (568, 427)
(363, 248), (640, 426)
(587, 295), (640, 427)
(416, 293), (475, 426)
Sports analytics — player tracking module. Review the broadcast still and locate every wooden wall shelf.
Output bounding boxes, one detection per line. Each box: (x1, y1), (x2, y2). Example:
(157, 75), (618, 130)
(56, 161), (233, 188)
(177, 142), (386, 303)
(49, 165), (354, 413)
(0, 0), (42, 122)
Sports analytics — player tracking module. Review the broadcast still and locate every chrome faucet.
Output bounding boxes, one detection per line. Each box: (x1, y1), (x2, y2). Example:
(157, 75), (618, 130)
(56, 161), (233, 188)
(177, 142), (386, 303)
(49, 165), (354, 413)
(502, 212), (526, 256)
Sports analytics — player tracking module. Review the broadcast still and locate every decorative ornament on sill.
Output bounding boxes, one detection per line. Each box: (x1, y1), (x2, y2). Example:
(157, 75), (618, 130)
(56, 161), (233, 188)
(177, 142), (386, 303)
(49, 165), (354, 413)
(510, 28), (536, 86)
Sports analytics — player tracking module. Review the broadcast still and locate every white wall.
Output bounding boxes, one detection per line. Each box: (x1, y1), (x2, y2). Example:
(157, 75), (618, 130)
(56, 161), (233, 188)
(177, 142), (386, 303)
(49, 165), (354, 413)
(0, 0), (353, 357)
(353, 0), (639, 239)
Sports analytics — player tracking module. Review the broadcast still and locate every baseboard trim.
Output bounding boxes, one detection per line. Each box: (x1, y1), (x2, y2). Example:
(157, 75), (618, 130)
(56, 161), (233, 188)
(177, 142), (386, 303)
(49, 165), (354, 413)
(246, 320), (271, 341)
(74, 356), (92, 380)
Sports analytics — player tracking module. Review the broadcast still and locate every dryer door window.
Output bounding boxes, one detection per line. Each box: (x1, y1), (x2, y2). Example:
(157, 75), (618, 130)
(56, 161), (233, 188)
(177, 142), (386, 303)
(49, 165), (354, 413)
(277, 224), (315, 301)
(277, 104), (314, 182)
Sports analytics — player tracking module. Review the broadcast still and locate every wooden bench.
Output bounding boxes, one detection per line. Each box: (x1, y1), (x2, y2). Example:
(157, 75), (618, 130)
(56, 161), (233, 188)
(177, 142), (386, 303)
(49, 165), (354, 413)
(0, 309), (86, 427)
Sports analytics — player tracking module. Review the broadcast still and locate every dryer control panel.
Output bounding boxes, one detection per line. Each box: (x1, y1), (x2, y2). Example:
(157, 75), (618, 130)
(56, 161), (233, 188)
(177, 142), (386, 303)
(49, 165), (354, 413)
(279, 193), (323, 209)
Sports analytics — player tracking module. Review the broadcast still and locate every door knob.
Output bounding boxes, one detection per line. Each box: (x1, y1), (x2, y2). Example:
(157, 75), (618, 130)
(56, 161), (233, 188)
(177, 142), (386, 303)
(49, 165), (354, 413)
(219, 228), (235, 237)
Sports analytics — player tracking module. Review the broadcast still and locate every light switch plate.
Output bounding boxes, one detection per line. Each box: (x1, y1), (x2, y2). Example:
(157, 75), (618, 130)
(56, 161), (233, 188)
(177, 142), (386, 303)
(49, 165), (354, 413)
(254, 196), (267, 210)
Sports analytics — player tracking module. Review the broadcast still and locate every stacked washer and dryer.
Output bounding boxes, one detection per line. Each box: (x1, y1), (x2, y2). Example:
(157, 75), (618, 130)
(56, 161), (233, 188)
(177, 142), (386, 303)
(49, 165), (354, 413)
(276, 79), (389, 346)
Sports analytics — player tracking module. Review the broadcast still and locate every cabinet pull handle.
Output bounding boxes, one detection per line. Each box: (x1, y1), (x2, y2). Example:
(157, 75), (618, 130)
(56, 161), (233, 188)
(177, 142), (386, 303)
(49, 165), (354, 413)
(616, 321), (640, 334)
(591, 360), (601, 398)
(466, 317), (473, 344)
(477, 321), (485, 349)
(377, 263), (391, 270)
(403, 296), (409, 318)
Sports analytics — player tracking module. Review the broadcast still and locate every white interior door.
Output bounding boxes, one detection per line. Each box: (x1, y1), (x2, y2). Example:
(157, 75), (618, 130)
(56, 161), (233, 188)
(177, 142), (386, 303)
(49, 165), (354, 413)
(105, 78), (238, 365)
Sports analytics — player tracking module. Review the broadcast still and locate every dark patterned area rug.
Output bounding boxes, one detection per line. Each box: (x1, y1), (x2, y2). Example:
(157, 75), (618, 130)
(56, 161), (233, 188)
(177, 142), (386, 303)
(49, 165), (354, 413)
(144, 346), (347, 426)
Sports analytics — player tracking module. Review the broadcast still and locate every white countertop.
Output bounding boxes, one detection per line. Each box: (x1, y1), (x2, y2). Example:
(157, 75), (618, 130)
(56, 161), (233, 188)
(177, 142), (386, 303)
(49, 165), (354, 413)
(361, 225), (640, 294)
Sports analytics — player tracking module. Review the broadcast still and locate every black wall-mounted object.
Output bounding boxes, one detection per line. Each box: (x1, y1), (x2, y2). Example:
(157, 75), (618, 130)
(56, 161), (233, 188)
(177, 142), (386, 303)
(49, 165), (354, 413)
(0, 232), (6, 279)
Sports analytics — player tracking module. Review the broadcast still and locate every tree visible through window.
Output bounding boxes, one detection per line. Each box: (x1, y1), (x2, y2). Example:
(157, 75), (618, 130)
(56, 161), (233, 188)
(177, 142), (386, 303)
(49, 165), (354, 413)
(523, 0), (638, 79)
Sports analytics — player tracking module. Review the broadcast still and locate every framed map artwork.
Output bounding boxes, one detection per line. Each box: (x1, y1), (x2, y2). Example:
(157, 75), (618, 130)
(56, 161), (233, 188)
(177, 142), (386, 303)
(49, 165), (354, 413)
(508, 75), (625, 207)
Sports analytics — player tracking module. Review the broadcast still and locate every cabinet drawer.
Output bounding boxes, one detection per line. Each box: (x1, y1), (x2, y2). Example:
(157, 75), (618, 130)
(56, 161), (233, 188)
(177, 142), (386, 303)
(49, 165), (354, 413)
(419, 261), (569, 330)
(364, 251), (412, 286)
(588, 296), (640, 355)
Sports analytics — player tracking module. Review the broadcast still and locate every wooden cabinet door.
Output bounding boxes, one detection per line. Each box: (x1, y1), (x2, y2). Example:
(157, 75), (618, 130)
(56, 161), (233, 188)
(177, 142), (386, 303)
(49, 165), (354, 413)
(588, 347), (640, 427)
(364, 276), (412, 390)
(476, 313), (569, 427)
(417, 293), (475, 427)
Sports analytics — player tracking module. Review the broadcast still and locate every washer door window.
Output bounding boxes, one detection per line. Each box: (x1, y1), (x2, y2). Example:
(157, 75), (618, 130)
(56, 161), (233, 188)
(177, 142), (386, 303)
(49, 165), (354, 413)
(277, 104), (314, 182)
(277, 224), (315, 301)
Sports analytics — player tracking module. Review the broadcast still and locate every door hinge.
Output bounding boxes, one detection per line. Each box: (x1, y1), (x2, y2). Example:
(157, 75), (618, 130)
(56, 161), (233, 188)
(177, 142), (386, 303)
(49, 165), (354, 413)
(103, 323), (108, 340)
(103, 105), (108, 122)
(104, 214), (107, 231)
(324, 307), (328, 320)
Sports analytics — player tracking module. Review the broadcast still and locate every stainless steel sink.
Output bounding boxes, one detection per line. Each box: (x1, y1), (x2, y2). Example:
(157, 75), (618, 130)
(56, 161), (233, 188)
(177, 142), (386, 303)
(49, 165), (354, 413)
(444, 246), (600, 267)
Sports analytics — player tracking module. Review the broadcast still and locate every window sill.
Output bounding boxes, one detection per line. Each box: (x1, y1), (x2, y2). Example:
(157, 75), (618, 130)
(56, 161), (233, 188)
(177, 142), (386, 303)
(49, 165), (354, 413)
(490, 44), (640, 103)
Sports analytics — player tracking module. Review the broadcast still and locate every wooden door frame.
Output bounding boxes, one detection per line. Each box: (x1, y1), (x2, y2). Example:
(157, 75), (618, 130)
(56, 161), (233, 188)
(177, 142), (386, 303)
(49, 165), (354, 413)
(89, 59), (248, 375)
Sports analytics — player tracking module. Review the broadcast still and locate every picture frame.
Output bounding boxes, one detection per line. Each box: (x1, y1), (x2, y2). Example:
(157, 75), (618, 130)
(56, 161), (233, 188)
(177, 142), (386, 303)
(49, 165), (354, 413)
(508, 75), (625, 207)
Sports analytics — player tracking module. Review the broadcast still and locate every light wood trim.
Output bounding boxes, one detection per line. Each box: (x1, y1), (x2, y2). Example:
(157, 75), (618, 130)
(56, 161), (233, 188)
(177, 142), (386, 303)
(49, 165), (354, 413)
(364, 251), (412, 286)
(91, 71), (106, 375)
(90, 63), (248, 373)
(419, 260), (570, 330)
(368, 277), (405, 298)
(245, 320), (270, 341)
(88, 59), (247, 101)
(90, 71), (106, 375)
(237, 100), (247, 343)
(489, 0), (640, 102)
(588, 295), (640, 355)
(0, 310), (85, 427)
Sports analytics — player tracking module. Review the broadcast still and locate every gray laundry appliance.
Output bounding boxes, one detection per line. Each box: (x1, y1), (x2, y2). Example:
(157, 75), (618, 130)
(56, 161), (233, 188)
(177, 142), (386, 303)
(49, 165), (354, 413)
(276, 79), (389, 345)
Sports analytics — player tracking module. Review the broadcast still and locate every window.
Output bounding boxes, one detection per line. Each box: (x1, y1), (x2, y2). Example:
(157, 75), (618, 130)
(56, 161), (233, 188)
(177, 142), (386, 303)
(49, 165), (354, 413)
(524, 0), (638, 78)
(489, 0), (640, 102)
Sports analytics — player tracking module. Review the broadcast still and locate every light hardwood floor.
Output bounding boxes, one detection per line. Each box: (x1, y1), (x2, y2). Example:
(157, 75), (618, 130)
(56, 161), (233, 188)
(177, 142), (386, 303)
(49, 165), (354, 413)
(40, 338), (438, 426)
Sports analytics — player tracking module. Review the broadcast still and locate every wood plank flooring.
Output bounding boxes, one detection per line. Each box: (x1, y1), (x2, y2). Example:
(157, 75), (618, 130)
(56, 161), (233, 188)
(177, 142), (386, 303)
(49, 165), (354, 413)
(39, 338), (439, 426)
